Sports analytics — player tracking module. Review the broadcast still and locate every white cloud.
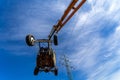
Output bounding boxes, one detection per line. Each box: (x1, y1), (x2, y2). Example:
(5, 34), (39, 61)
(65, 0), (120, 80)
(109, 70), (120, 80)
(87, 56), (120, 80)
(115, 25), (120, 32)
(1, 0), (120, 79)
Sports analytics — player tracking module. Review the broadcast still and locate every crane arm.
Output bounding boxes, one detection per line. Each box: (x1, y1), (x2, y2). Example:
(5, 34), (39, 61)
(56, 0), (86, 33)
(48, 0), (86, 40)
(48, 0), (78, 40)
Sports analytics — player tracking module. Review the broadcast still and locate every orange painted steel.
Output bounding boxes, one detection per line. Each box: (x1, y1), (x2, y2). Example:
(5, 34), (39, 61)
(48, 0), (86, 40)
(56, 0), (78, 28)
(56, 0), (86, 33)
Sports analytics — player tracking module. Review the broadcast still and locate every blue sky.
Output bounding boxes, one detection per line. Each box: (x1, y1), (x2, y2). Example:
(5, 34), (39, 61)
(0, 0), (120, 80)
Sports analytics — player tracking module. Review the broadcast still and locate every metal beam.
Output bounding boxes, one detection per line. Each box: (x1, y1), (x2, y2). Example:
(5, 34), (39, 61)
(48, 0), (86, 40)
(56, 0), (86, 33)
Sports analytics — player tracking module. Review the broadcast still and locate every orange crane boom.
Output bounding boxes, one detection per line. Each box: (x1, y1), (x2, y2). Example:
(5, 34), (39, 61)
(48, 0), (86, 40)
